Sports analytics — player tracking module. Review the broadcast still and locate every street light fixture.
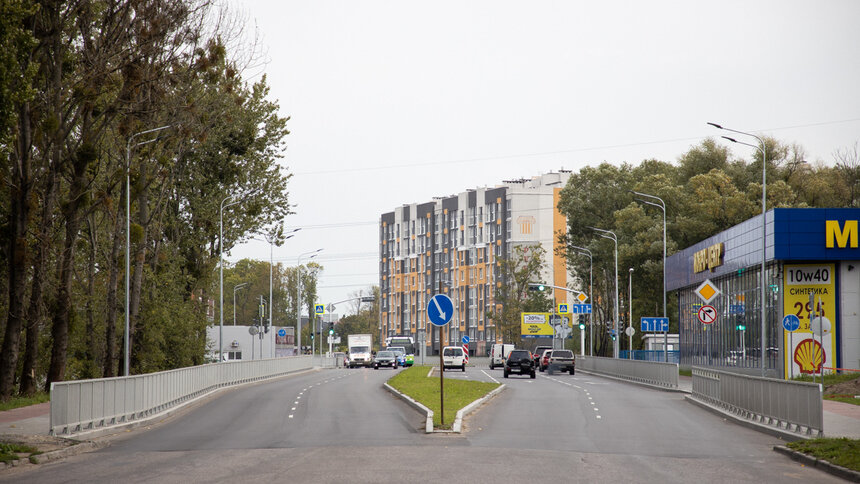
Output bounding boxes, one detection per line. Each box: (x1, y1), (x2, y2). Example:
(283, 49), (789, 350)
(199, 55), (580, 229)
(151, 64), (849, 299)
(569, 245), (593, 356)
(219, 187), (261, 362)
(631, 190), (668, 361)
(254, 228), (300, 357)
(233, 282), (250, 326)
(587, 226), (619, 358)
(296, 248), (323, 355)
(709, 122), (768, 377)
(125, 125), (174, 376)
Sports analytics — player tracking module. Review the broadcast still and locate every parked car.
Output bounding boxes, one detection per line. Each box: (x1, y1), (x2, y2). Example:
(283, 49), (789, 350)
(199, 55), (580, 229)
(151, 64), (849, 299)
(442, 346), (467, 371)
(546, 349), (575, 375)
(504, 349), (536, 378)
(539, 349), (553, 372)
(373, 350), (398, 369)
(532, 345), (552, 365)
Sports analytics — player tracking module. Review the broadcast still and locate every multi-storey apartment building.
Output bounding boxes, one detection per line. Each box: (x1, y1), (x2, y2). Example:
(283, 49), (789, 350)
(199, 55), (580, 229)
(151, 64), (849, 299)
(379, 171), (572, 356)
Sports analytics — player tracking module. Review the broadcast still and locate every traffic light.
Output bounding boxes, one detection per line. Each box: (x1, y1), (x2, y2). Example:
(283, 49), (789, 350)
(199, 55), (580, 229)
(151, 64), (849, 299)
(736, 324), (746, 331)
(528, 283), (546, 291)
(328, 323), (334, 335)
(579, 323), (586, 330)
(610, 330), (617, 341)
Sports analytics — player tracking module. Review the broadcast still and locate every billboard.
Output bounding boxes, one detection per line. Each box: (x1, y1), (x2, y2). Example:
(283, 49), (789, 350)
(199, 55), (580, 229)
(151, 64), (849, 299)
(521, 313), (553, 338)
(783, 264), (836, 378)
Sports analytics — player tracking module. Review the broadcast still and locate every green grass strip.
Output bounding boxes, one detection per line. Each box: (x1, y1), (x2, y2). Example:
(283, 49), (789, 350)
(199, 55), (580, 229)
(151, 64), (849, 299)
(786, 438), (860, 472)
(0, 392), (50, 412)
(388, 365), (499, 429)
(0, 442), (40, 464)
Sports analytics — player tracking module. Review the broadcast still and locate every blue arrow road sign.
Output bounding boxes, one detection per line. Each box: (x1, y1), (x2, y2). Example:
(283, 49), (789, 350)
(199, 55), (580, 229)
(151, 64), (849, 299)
(427, 294), (454, 327)
(277, 328), (287, 337)
(782, 314), (801, 332)
(571, 304), (592, 314)
(462, 335), (470, 344)
(640, 317), (669, 332)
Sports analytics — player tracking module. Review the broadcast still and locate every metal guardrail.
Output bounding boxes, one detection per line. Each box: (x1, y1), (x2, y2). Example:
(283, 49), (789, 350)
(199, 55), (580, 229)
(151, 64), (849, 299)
(691, 366), (823, 437)
(619, 350), (680, 364)
(578, 356), (679, 389)
(50, 356), (313, 436)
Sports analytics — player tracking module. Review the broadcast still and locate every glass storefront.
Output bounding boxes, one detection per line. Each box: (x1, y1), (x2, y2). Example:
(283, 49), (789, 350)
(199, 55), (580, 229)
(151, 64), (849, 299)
(679, 262), (782, 376)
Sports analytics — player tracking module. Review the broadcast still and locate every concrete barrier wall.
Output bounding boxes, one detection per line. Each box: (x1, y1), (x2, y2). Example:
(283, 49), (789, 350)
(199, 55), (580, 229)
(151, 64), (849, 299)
(50, 356), (313, 436)
(691, 366), (823, 437)
(578, 356), (679, 389)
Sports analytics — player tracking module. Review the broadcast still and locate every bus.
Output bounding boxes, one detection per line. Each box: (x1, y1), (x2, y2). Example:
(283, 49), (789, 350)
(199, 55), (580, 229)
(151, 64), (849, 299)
(385, 336), (416, 356)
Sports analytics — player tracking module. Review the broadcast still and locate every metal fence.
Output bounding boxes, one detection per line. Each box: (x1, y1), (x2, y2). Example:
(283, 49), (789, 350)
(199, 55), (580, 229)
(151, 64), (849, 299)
(578, 356), (679, 389)
(690, 366), (823, 437)
(50, 356), (313, 436)
(619, 350), (680, 364)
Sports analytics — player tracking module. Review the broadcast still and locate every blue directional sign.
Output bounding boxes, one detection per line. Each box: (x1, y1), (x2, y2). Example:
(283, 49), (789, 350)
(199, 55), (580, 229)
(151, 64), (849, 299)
(782, 314), (801, 332)
(729, 304), (745, 315)
(277, 328), (287, 337)
(570, 304), (592, 314)
(640, 317), (669, 332)
(462, 335), (470, 344)
(427, 294), (454, 327)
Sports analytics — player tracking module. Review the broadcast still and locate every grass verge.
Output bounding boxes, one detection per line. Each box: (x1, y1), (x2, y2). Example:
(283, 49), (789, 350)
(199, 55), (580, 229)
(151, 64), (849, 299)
(388, 365), (500, 429)
(0, 442), (41, 465)
(679, 368), (692, 377)
(0, 392), (49, 412)
(786, 438), (860, 472)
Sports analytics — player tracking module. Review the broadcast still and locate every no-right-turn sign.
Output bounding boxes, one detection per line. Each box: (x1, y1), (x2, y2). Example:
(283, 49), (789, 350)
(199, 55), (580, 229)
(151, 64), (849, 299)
(697, 305), (717, 325)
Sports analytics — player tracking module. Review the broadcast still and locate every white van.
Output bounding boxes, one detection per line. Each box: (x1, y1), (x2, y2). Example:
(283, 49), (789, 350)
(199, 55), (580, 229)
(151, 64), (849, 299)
(489, 344), (514, 369)
(442, 346), (466, 371)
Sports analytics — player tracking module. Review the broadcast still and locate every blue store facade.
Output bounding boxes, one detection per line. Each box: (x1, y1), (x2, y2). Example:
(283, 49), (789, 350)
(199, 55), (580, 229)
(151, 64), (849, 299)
(666, 208), (860, 378)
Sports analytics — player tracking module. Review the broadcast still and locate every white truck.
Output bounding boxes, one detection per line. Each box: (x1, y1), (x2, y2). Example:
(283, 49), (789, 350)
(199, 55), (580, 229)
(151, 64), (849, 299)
(347, 334), (373, 368)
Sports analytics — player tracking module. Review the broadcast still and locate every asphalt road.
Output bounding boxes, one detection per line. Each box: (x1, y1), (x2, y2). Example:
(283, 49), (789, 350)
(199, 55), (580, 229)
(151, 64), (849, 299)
(1, 366), (841, 483)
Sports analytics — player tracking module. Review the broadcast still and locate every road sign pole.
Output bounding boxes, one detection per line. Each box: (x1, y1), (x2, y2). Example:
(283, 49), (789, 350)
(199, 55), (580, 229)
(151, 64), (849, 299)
(438, 281), (444, 428)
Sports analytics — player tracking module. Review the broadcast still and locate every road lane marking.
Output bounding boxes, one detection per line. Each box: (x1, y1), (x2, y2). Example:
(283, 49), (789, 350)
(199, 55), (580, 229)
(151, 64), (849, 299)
(480, 370), (500, 384)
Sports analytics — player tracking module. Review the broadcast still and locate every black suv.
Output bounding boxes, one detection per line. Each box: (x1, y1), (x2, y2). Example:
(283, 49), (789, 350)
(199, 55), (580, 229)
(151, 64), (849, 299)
(504, 349), (536, 379)
(546, 349), (575, 375)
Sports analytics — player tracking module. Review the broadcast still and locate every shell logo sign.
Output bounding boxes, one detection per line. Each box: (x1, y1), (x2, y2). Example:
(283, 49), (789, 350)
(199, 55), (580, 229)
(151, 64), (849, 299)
(783, 264), (836, 379)
(793, 338), (824, 374)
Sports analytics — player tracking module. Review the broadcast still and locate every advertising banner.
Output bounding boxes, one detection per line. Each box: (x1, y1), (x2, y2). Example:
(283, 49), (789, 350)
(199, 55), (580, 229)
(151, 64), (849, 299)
(521, 313), (552, 338)
(783, 264), (836, 378)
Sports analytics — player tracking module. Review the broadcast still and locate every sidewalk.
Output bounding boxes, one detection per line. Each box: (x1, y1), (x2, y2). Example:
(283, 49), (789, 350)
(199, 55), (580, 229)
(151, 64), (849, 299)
(678, 375), (860, 439)
(0, 402), (50, 436)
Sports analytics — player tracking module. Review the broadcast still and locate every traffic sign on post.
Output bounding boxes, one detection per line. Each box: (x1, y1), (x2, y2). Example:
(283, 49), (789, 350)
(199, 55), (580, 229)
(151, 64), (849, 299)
(314, 304), (325, 315)
(640, 317), (669, 332)
(571, 304), (592, 314)
(697, 305), (717, 324)
(558, 303), (569, 313)
(782, 314), (800, 332)
(427, 294), (454, 327)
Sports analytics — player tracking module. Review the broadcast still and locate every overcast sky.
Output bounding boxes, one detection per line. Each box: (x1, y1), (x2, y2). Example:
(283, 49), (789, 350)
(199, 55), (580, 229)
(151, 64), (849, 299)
(227, 0), (860, 315)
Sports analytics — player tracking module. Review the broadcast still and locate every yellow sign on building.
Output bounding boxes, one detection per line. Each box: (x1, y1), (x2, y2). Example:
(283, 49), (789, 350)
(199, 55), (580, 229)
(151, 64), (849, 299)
(783, 264), (836, 379)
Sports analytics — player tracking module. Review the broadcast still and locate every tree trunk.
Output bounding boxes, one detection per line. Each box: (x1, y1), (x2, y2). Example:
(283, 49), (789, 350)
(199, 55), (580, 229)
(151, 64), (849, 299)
(45, 142), (92, 390)
(103, 191), (124, 378)
(0, 103), (34, 400)
(21, 159), (59, 396)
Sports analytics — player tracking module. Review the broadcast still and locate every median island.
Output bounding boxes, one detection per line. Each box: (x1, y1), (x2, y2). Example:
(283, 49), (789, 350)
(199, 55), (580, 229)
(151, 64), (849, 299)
(387, 365), (500, 429)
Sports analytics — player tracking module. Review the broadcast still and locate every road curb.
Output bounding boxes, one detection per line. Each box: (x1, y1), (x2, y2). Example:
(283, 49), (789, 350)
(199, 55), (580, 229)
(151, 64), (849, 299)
(383, 382), (506, 434)
(684, 395), (807, 442)
(773, 445), (860, 482)
(452, 384), (506, 433)
(383, 383), (434, 433)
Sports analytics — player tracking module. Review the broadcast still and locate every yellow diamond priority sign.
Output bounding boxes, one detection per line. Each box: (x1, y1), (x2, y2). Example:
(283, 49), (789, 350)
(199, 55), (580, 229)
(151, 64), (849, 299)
(576, 292), (588, 303)
(695, 279), (720, 304)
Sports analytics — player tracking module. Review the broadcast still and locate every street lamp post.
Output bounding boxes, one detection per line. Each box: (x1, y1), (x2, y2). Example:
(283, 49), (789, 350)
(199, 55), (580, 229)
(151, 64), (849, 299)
(233, 282), (250, 326)
(631, 190), (668, 361)
(588, 226), (619, 358)
(628, 268), (634, 360)
(219, 188), (260, 362)
(255, 229), (299, 358)
(296, 249), (323, 355)
(569, 245), (593, 357)
(709, 122), (768, 377)
(125, 125), (173, 376)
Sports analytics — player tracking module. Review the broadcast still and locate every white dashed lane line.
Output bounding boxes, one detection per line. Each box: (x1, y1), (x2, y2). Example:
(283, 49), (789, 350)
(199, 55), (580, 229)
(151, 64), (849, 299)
(288, 371), (354, 420)
(544, 375), (602, 420)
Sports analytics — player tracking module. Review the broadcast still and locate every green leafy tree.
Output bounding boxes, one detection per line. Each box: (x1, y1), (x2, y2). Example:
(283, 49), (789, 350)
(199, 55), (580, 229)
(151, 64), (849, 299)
(489, 245), (552, 346)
